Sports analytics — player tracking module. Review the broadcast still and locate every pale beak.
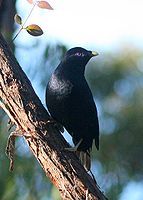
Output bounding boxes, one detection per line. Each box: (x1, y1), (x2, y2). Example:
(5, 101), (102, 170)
(91, 51), (99, 57)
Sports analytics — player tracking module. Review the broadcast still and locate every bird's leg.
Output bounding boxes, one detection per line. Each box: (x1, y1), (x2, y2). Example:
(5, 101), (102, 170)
(65, 139), (83, 152)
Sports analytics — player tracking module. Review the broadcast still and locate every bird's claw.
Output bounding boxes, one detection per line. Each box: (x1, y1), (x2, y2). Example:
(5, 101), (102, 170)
(65, 139), (83, 152)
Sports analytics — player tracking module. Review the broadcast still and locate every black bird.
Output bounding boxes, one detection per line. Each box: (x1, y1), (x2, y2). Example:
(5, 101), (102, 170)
(46, 47), (99, 170)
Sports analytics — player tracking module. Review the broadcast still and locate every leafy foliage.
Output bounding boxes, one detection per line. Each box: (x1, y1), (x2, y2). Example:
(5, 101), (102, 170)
(27, 0), (53, 10)
(14, 14), (22, 25)
(36, 1), (53, 10)
(26, 24), (43, 36)
(13, 0), (53, 40)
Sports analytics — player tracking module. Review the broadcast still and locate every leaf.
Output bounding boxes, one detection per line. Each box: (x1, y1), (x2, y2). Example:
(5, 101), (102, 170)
(27, 0), (34, 4)
(37, 1), (53, 10)
(26, 24), (43, 36)
(14, 14), (22, 25)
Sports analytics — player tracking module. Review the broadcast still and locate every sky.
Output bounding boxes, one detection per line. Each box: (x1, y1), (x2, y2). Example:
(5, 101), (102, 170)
(16, 1), (143, 199)
(17, 0), (143, 50)
(119, 181), (143, 200)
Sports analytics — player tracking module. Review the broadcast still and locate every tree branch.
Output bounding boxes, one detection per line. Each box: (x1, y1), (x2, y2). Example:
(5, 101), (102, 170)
(0, 33), (107, 200)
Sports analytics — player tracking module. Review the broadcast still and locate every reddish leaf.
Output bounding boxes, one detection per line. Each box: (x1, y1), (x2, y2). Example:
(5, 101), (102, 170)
(27, 0), (33, 4)
(26, 24), (43, 36)
(14, 14), (22, 25)
(37, 1), (53, 10)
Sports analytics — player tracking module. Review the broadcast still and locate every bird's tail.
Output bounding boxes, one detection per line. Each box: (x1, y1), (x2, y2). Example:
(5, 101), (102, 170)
(76, 150), (91, 171)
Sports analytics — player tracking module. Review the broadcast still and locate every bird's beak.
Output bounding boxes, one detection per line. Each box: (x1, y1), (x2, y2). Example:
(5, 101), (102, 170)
(91, 51), (99, 57)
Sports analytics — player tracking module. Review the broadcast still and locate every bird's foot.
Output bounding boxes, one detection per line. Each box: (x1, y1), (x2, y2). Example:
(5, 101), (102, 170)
(65, 139), (83, 152)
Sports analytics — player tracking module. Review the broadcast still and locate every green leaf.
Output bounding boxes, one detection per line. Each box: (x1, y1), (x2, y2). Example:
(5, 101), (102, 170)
(26, 24), (43, 36)
(14, 14), (22, 25)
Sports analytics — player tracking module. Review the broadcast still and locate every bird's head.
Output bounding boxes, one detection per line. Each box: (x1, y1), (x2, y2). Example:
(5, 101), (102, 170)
(60, 47), (99, 75)
(57, 47), (99, 77)
(63, 47), (99, 67)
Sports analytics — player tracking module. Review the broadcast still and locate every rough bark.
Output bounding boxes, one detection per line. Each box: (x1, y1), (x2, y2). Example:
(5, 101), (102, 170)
(0, 33), (108, 200)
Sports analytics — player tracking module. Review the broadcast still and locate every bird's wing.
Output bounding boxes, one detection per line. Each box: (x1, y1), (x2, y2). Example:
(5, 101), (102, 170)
(64, 79), (99, 149)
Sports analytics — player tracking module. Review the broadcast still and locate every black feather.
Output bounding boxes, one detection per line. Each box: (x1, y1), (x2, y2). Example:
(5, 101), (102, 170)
(46, 47), (99, 170)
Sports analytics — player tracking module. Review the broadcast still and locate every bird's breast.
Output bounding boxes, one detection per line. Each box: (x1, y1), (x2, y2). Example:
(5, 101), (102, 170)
(48, 74), (73, 100)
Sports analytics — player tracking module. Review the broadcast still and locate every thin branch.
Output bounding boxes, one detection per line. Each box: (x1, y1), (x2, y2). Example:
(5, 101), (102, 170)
(12, 3), (36, 41)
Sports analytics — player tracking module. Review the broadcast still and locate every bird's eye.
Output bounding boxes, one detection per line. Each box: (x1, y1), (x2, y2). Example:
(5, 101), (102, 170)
(75, 52), (84, 57)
